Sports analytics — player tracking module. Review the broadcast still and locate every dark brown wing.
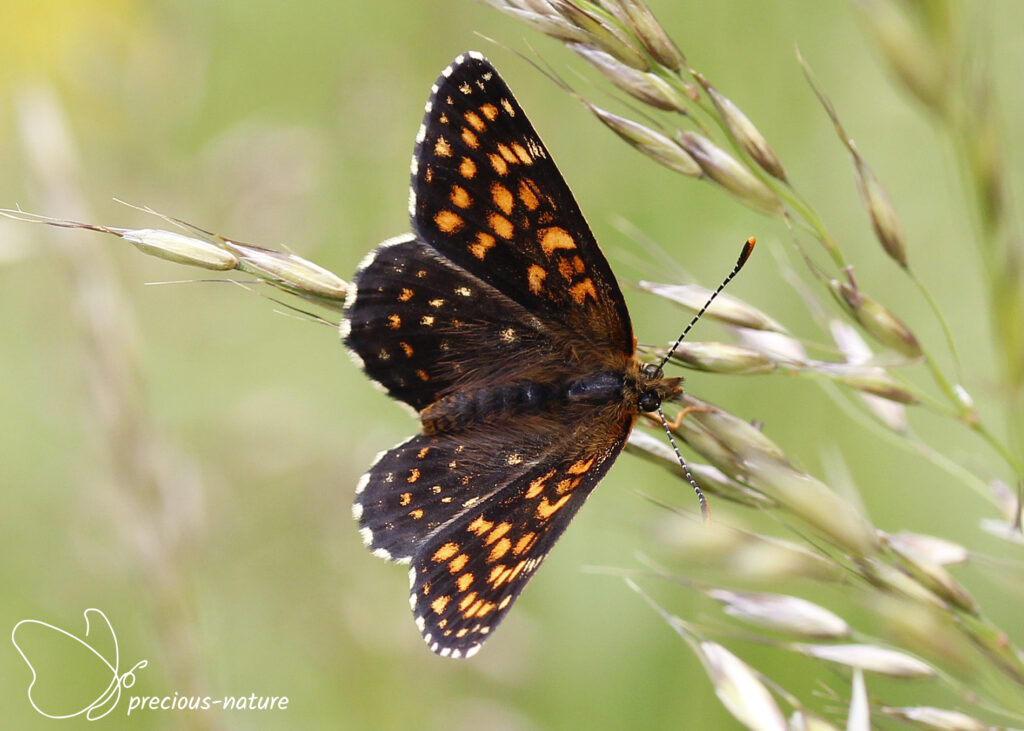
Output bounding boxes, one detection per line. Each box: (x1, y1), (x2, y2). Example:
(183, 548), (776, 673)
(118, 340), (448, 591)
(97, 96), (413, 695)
(343, 235), (550, 412)
(410, 51), (633, 355)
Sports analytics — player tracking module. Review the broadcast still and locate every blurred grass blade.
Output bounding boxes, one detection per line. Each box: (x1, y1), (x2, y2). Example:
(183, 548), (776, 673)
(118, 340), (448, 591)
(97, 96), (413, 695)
(846, 669), (869, 731)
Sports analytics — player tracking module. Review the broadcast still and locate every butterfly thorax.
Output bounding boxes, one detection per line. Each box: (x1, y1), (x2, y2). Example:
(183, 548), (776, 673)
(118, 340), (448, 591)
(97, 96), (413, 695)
(420, 358), (682, 435)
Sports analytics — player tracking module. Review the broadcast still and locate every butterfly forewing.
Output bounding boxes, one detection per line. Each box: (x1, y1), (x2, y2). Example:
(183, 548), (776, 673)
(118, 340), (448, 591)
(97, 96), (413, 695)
(411, 52), (633, 353)
(344, 235), (550, 411)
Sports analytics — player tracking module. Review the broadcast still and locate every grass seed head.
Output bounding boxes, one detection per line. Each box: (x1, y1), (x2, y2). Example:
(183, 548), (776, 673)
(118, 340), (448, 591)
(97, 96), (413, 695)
(789, 642), (935, 678)
(703, 81), (787, 181)
(669, 341), (777, 374)
(883, 531), (969, 566)
(587, 106), (701, 176)
(880, 706), (992, 731)
(227, 242), (348, 301)
(570, 44), (686, 111)
(698, 641), (788, 731)
(789, 711), (842, 731)
(555, 2), (649, 69)
(676, 131), (782, 215)
(707, 589), (851, 638)
(829, 280), (923, 358)
(853, 151), (908, 268)
(119, 228), (240, 270)
(609, 0), (685, 71)
(746, 457), (879, 557)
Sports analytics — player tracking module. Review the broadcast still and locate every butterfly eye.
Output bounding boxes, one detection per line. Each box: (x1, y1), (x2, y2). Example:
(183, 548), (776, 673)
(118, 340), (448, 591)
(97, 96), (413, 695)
(641, 363), (662, 379)
(638, 390), (661, 413)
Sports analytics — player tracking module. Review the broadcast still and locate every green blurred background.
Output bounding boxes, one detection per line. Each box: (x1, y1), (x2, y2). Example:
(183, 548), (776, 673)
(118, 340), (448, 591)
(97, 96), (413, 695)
(2, 1), (1022, 729)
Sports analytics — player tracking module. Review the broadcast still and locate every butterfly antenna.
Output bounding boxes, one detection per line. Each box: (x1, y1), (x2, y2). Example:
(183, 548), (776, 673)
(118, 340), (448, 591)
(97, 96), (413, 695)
(656, 237), (757, 371)
(657, 406), (710, 524)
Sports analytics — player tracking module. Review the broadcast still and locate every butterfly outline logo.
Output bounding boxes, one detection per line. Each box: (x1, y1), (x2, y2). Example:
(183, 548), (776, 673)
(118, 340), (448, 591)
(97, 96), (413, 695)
(11, 607), (148, 721)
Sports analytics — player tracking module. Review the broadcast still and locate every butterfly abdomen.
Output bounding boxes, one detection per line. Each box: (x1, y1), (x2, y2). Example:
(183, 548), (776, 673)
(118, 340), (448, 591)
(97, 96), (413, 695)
(421, 370), (628, 435)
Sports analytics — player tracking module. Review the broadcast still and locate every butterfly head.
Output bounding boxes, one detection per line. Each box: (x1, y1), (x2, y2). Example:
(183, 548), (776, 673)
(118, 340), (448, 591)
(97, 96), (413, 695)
(634, 362), (683, 413)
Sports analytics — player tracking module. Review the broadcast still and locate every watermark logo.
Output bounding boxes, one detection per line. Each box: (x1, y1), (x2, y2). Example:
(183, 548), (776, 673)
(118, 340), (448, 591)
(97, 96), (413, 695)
(11, 608), (147, 721)
(12, 608), (290, 720)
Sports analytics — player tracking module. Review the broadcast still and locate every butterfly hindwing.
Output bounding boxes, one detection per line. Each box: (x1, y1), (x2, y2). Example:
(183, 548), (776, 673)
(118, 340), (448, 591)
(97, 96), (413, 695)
(410, 51), (634, 354)
(410, 430), (630, 658)
(355, 432), (531, 562)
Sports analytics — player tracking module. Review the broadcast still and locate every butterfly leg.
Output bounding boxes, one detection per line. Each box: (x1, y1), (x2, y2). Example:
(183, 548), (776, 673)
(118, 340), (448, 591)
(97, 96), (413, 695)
(642, 404), (714, 431)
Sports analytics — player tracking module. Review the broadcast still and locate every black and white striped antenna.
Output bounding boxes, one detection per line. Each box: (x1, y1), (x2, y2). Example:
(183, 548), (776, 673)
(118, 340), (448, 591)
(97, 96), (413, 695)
(655, 237), (757, 523)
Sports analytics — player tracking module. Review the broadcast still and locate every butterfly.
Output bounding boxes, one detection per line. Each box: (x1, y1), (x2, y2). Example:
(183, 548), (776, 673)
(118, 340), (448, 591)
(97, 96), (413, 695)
(343, 51), (706, 659)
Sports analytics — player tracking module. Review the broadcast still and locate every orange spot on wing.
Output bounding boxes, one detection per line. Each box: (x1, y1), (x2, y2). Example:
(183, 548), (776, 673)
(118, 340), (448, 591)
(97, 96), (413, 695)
(456, 573), (474, 592)
(492, 566), (513, 587)
(569, 278), (598, 304)
(459, 157), (477, 179)
(432, 542), (459, 563)
(387, 314), (401, 329)
(556, 477), (582, 494)
(569, 457), (596, 474)
(539, 227), (576, 255)
(468, 515), (494, 536)
(484, 522), (512, 546)
(525, 469), (555, 499)
(407, 468), (420, 483)
(464, 110), (486, 132)
(518, 179), (540, 210)
(461, 127), (479, 149)
(527, 264), (546, 294)
(434, 136), (453, 157)
(435, 209), (464, 234)
(496, 143), (517, 164)
(409, 509), (424, 520)
(479, 103), (499, 121)
(458, 592), (478, 611)
(488, 153), (508, 176)
(400, 341), (413, 357)
(511, 142), (533, 165)
(557, 257), (576, 281)
(488, 212), (514, 239)
(491, 183), (514, 215)
(536, 494), (572, 519)
(513, 533), (536, 555)
(416, 369), (430, 382)
(448, 554), (469, 573)
(398, 287), (414, 302)
(450, 185), (471, 208)
(431, 595), (450, 614)
(399, 492), (412, 506)
(489, 537), (512, 562)
(507, 561), (526, 583)
(468, 232), (496, 260)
